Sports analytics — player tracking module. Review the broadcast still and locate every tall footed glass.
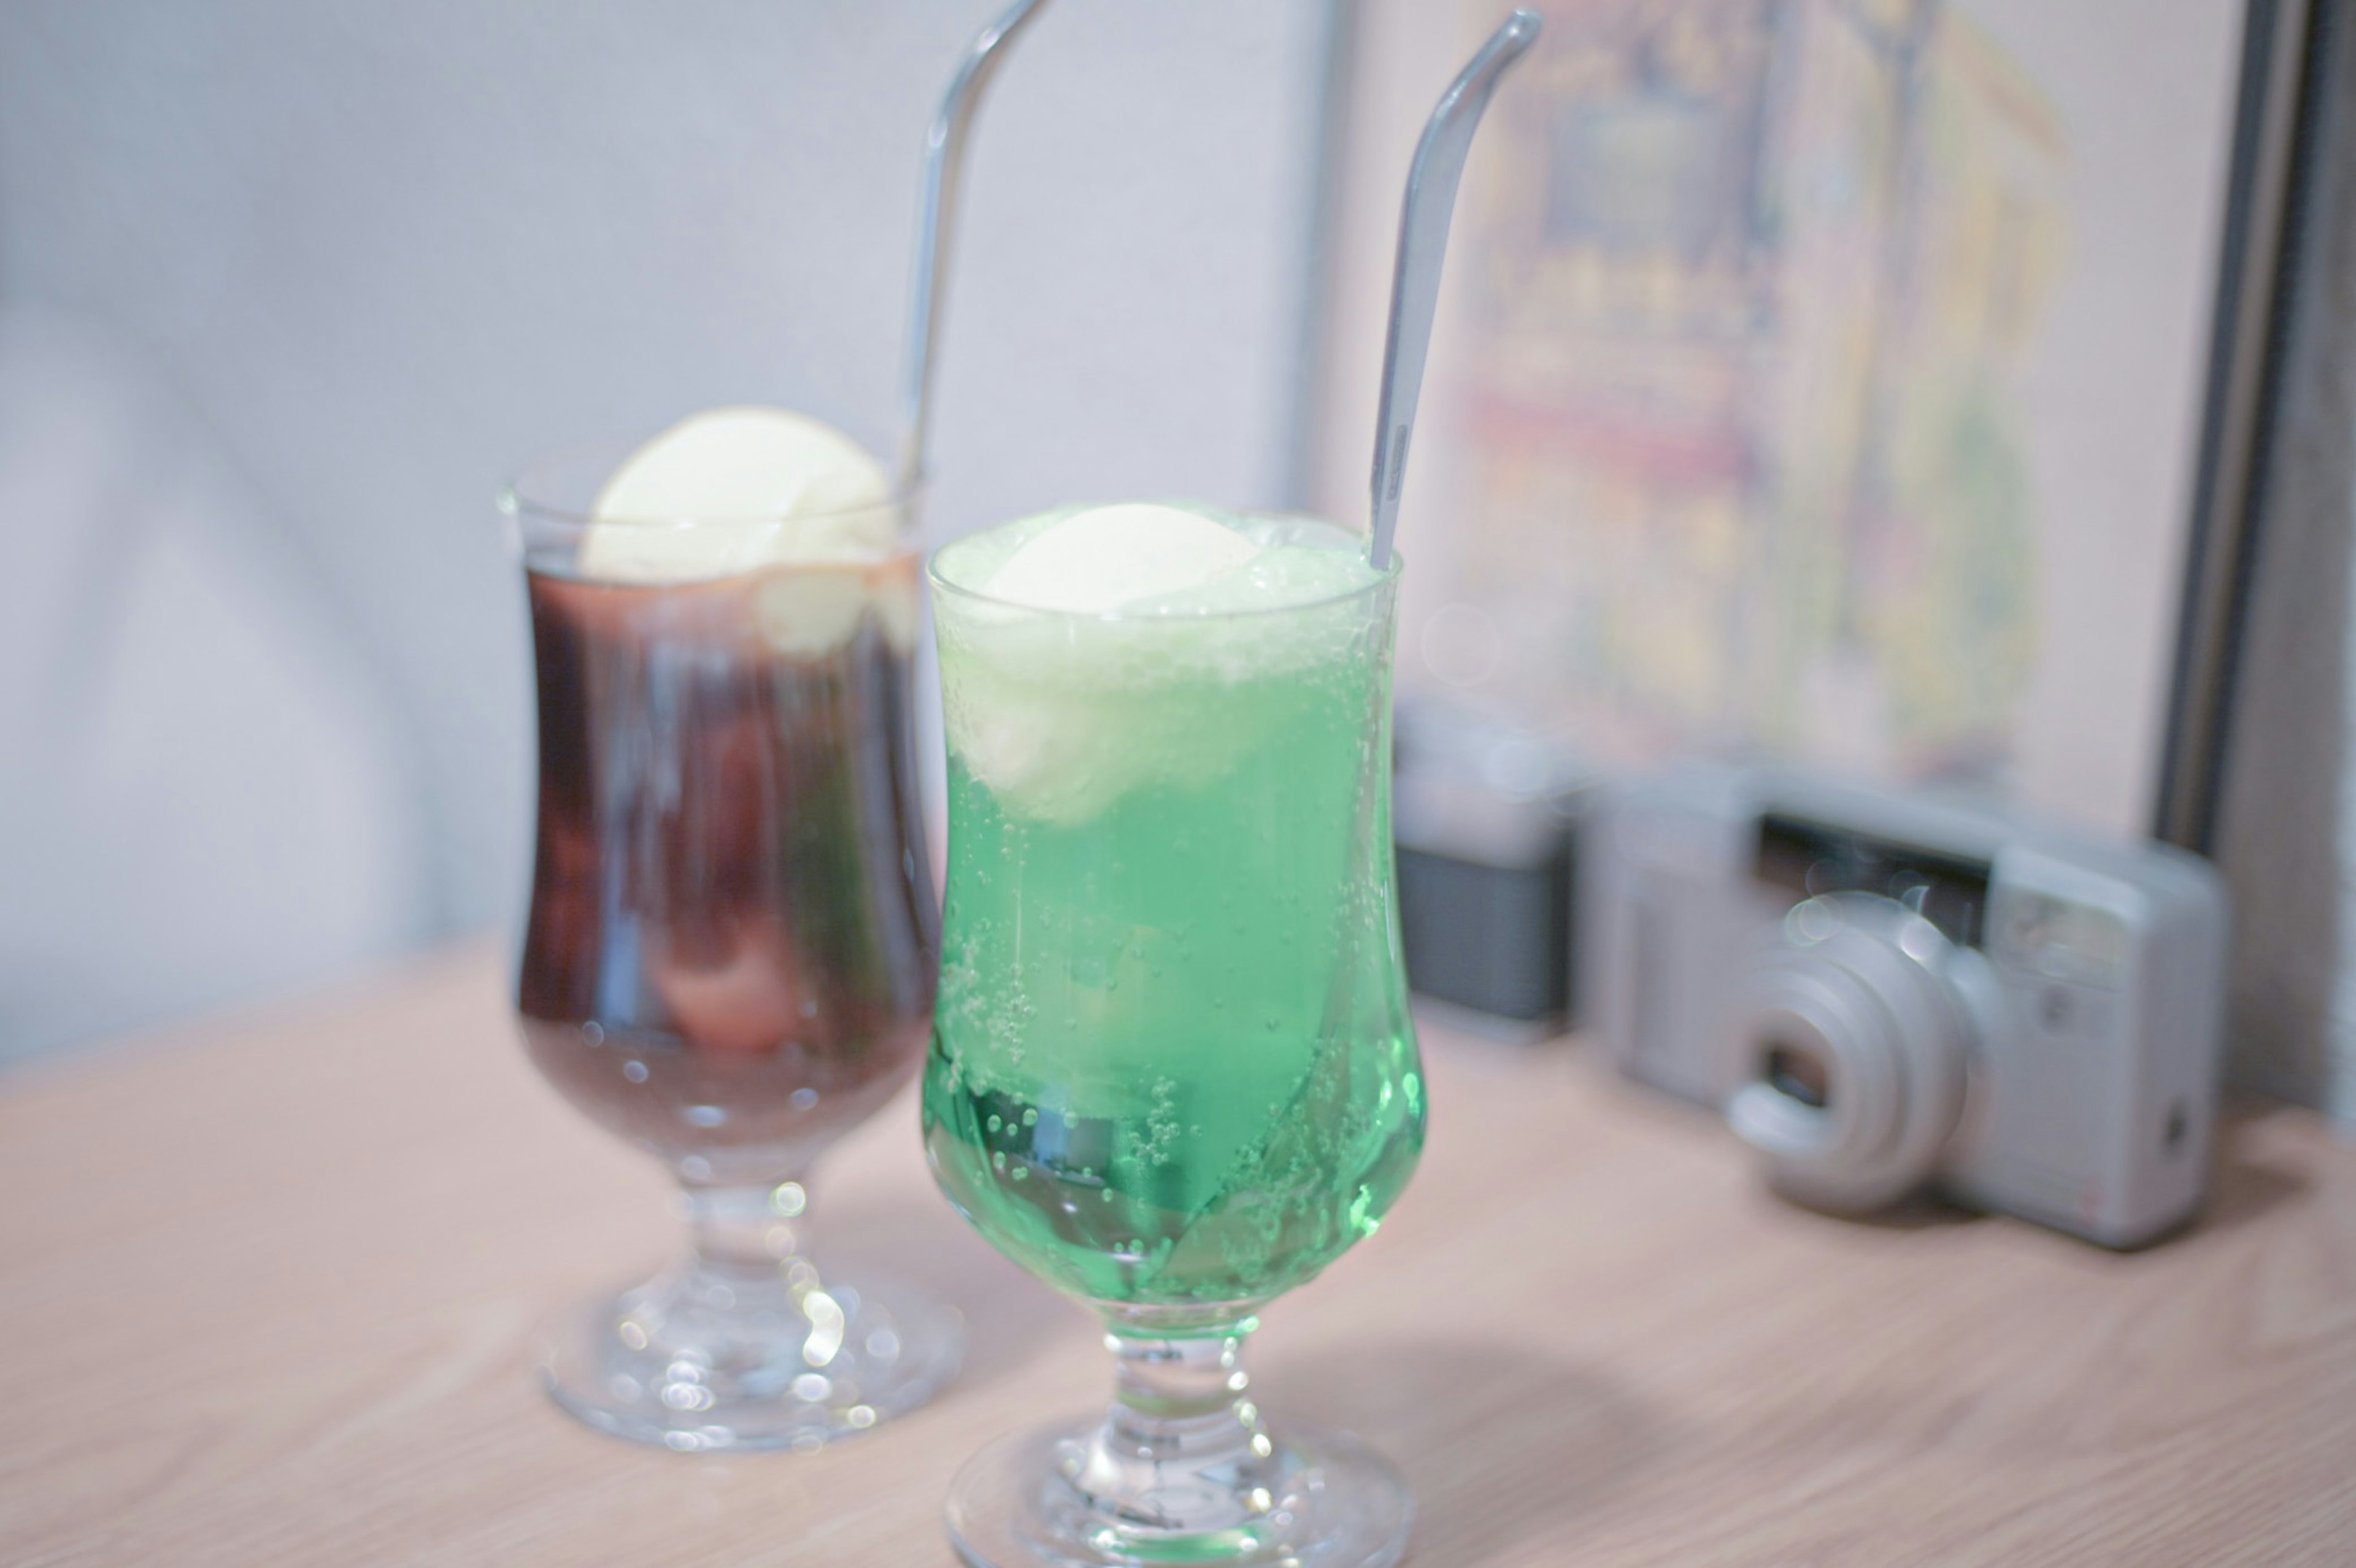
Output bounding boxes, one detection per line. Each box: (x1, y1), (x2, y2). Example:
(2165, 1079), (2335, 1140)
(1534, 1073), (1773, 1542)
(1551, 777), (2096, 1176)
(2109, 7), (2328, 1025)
(502, 447), (957, 1452)
(924, 516), (1423, 1567)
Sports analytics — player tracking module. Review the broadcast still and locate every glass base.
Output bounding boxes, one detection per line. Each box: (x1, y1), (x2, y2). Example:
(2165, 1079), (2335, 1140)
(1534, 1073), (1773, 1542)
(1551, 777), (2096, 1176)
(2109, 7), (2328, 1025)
(945, 1420), (1412, 1568)
(534, 1255), (963, 1453)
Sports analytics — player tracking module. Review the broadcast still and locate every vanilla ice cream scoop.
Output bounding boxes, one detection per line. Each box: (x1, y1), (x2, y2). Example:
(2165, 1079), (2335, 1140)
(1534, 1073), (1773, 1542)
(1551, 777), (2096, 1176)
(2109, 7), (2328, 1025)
(982, 502), (1261, 613)
(933, 506), (1385, 821)
(578, 407), (896, 584)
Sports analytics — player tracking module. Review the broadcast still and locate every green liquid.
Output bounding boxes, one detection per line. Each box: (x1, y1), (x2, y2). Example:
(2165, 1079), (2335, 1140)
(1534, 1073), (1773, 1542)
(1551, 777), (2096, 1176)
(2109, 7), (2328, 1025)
(923, 535), (1422, 1311)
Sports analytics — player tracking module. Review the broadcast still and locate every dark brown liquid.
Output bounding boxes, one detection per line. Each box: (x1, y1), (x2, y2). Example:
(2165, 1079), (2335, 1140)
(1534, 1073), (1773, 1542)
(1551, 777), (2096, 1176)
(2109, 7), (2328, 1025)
(518, 561), (936, 1180)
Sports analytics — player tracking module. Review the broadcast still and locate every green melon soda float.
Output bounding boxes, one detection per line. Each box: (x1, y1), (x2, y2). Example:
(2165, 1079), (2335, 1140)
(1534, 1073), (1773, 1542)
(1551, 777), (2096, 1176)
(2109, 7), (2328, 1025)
(922, 498), (1422, 1567)
(923, 12), (1533, 1561)
(925, 500), (1420, 1313)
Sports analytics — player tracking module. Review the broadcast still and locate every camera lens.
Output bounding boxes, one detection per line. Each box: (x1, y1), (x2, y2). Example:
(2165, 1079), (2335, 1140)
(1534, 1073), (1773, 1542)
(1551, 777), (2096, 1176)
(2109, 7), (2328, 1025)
(1761, 1042), (1830, 1109)
(1721, 894), (1974, 1213)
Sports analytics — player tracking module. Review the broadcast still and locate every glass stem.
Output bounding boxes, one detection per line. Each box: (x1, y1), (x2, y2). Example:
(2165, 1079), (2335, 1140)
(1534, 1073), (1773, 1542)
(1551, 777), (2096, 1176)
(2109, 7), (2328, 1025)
(1070, 1324), (1280, 1536)
(678, 1178), (810, 1282)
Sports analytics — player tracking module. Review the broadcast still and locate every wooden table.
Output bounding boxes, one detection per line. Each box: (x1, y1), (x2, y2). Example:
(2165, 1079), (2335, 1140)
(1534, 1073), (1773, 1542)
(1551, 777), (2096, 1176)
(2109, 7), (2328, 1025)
(4, 947), (2352, 1566)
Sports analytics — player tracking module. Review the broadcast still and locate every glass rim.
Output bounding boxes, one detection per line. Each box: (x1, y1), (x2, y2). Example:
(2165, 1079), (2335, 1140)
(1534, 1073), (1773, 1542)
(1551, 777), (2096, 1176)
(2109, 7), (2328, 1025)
(497, 440), (923, 530)
(924, 532), (1403, 625)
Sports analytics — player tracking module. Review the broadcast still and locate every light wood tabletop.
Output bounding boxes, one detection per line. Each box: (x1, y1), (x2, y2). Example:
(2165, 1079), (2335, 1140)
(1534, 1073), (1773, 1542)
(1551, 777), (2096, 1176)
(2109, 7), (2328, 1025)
(4, 945), (2352, 1566)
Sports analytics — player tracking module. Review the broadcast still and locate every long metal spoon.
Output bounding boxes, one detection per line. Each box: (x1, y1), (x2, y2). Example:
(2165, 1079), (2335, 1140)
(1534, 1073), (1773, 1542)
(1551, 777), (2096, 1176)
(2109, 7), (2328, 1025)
(1366, 9), (1541, 570)
(898, 0), (1054, 496)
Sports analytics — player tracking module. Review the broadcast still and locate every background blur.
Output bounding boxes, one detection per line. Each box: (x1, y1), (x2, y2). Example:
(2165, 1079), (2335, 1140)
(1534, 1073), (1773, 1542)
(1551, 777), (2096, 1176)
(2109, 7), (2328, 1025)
(0, 0), (1338, 1058)
(7, 0), (2354, 1127)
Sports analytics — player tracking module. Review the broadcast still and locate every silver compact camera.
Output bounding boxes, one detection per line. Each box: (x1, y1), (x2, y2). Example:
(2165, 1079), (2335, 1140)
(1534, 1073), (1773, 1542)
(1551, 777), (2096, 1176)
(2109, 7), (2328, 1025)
(1584, 764), (2230, 1247)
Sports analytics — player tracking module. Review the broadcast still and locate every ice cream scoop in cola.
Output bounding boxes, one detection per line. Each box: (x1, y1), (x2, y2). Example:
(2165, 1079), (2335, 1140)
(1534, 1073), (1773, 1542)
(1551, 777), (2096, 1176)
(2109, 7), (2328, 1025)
(510, 408), (955, 1454)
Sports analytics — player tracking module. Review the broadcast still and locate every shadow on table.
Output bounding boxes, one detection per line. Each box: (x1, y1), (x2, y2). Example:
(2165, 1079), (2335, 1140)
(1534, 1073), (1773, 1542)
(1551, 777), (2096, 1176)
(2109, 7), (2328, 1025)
(1258, 1337), (1664, 1566)
(2192, 1106), (2313, 1238)
(1812, 1189), (1981, 1232)
(822, 1190), (1084, 1385)
(1731, 1102), (2312, 1245)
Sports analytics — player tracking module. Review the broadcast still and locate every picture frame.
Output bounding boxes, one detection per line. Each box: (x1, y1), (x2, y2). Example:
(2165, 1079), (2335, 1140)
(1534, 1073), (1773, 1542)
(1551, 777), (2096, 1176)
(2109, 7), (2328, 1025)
(1306, 0), (2308, 847)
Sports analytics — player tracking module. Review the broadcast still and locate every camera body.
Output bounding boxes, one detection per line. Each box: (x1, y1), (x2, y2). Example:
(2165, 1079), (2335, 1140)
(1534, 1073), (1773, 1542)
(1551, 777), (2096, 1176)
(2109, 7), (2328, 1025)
(1584, 764), (2230, 1247)
(1392, 699), (1594, 1039)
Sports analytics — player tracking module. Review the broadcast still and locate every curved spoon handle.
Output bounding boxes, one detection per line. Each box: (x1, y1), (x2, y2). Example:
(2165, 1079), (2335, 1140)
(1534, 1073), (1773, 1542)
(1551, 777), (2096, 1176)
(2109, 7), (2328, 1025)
(1366, 9), (1541, 570)
(899, 0), (1053, 495)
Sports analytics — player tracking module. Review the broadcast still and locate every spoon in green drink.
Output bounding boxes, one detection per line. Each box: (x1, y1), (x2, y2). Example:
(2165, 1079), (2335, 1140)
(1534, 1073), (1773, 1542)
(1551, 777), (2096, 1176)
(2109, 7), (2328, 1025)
(1367, 9), (1541, 571)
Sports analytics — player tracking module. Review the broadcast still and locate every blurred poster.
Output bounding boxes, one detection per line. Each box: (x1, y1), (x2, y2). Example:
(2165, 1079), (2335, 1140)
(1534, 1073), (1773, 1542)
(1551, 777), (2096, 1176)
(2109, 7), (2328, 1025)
(1320, 0), (2246, 834)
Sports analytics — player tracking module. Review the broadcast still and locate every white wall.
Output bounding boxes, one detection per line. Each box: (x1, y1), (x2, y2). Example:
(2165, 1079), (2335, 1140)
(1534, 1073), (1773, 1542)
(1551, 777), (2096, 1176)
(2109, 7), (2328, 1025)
(0, 0), (1336, 1051)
